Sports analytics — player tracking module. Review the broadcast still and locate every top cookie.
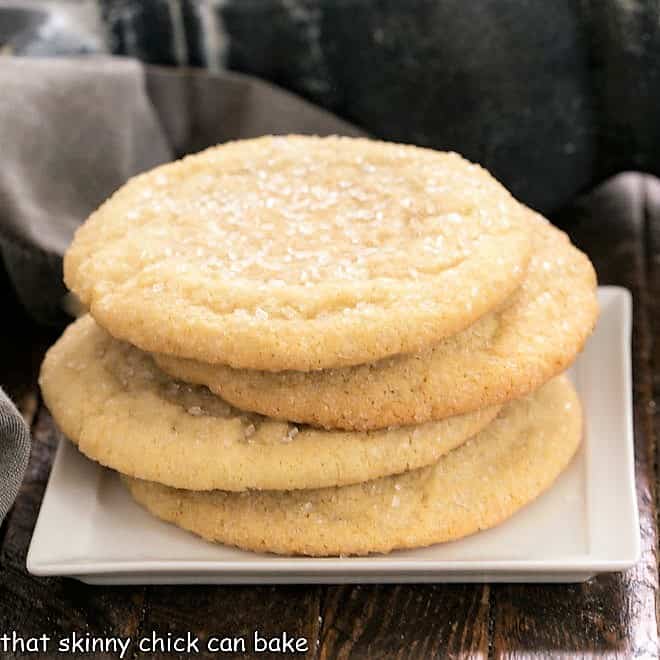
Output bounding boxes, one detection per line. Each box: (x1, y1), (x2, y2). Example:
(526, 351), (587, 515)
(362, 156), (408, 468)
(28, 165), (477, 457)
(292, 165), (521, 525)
(64, 135), (532, 371)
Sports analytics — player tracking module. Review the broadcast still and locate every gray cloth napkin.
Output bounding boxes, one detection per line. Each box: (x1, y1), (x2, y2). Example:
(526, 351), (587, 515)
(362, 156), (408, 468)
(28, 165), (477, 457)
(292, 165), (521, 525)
(0, 54), (363, 521)
(0, 388), (30, 522)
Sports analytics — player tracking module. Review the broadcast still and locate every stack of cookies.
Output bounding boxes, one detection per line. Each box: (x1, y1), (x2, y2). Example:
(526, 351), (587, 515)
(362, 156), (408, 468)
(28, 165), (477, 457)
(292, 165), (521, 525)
(39, 136), (598, 556)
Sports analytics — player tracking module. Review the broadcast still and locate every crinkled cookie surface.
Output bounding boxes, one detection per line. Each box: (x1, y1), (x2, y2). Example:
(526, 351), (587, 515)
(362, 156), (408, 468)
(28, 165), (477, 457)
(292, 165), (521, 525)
(64, 135), (532, 371)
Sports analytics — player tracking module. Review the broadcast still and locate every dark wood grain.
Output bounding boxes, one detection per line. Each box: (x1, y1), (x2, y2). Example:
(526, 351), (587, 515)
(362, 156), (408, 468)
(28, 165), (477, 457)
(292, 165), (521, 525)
(0, 174), (658, 659)
(318, 584), (490, 659)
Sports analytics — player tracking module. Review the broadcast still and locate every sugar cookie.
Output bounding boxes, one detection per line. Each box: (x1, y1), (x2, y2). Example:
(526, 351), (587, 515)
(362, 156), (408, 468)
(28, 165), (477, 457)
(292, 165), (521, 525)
(64, 136), (532, 371)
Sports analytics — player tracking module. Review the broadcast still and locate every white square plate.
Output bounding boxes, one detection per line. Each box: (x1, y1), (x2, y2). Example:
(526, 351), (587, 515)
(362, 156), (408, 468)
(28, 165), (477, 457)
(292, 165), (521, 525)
(27, 287), (640, 584)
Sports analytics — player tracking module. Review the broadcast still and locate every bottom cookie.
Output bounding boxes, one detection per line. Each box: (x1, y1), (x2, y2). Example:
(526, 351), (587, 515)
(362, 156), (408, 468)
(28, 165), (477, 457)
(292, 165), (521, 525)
(123, 376), (581, 557)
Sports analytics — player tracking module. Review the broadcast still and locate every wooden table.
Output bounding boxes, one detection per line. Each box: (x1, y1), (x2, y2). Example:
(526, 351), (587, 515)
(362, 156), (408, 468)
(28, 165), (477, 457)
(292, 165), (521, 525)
(0, 173), (657, 658)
